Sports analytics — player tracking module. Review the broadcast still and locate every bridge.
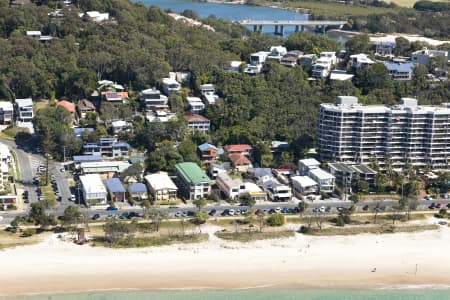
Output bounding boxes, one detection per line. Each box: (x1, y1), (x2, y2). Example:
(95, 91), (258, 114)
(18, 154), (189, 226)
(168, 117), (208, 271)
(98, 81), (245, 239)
(238, 20), (347, 36)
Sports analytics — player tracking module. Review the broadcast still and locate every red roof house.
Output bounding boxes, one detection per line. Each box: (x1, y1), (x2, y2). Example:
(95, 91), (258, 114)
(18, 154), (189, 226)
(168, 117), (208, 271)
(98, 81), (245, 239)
(229, 153), (252, 172)
(224, 144), (252, 156)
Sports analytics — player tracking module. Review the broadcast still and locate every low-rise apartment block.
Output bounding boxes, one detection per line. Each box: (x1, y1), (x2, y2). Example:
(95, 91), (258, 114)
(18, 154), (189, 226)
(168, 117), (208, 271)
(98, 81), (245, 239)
(175, 162), (211, 200)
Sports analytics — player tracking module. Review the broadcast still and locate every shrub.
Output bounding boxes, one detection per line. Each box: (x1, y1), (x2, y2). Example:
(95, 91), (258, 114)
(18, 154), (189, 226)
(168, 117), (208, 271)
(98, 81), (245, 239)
(267, 213), (286, 226)
(22, 228), (36, 237)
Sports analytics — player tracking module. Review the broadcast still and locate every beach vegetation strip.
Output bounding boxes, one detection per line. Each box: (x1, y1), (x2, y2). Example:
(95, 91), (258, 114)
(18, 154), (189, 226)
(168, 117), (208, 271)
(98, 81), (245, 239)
(92, 233), (209, 248)
(215, 229), (295, 242)
(301, 224), (439, 236)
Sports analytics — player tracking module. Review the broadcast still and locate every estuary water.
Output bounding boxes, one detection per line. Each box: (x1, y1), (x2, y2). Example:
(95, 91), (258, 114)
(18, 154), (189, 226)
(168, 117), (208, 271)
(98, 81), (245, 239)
(5, 288), (450, 300)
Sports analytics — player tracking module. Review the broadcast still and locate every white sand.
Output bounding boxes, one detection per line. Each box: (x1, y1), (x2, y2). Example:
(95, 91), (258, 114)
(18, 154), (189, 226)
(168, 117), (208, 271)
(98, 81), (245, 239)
(370, 33), (450, 46)
(2, 224), (450, 296)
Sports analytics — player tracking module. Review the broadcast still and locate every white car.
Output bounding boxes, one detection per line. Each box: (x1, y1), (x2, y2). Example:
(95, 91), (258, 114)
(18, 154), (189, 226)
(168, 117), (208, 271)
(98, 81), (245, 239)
(319, 206), (326, 213)
(228, 209), (235, 216)
(275, 207), (281, 213)
(70, 194), (76, 201)
(174, 212), (181, 217)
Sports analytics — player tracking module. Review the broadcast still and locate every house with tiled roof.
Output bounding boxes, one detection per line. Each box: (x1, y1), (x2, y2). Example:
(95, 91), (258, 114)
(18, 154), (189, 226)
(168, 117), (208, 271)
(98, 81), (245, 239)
(224, 144), (252, 157)
(77, 99), (96, 119)
(57, 100), (76, 124)
(229, 153), (252, 173)
(184, 114), (210, 134)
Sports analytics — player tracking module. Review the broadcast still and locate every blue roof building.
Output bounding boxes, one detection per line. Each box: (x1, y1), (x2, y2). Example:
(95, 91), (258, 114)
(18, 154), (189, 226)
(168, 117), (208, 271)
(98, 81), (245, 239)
(82, 138), (130, 158)
(383, 62), (415, 81)
(105, 178), (126, 202)
(198, 143), (224, 162)
(128, 183), (148, 200)
(73, 155), (103, 165)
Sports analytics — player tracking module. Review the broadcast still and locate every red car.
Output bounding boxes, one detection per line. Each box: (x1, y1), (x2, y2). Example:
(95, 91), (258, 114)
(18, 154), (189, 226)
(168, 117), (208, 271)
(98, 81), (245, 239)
(436, 203), (442, 209)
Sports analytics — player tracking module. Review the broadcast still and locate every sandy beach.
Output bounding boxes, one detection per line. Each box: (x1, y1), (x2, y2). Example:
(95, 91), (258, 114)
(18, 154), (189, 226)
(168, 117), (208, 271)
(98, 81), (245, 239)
(1, 224), (450, 296)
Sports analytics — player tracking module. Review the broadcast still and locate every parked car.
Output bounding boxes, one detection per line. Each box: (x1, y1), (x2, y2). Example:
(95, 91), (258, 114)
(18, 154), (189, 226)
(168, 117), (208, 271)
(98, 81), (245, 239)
(436, 203), (442, 209)
(128, 212), (140, 219)
(241, 209), (248, 215)
(174, 212), (181, 218)
(325, 206), (332, 212)
(319, 206), (326, 213)
(228, 209), (235, 216)
(275, 207), (281, 213)
(428, 203), (436, 209)
(92, 214), (100, 220)
(60, 167), (65, 173)
(362, 205), (369, 211)
(106, 206), (118, 211)
(281, 207), (288, 214)
(208, 209), (217, 216)
(70, 194), (76, 202)
(120, 212), (129, 219)
(22, 191), (29, 199)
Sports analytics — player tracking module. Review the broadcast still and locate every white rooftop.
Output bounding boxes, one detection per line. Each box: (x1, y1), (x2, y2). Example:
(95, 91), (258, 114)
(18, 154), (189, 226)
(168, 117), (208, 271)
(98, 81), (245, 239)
(112, 120), (127, 127)
(187, 97), (203, 104)
(15, 98), (33, 107)
(0, 102), (13, 110)
(299, 158), (321, 167)
(145, 172), (178, 191)
(309, 168), (335, 181)
(162, 77), (181, 86)
(80, 174), (106, 193)
(26, 31), (41, 36)
(0, 143), (10, 158)
(291, 176), (318, 188)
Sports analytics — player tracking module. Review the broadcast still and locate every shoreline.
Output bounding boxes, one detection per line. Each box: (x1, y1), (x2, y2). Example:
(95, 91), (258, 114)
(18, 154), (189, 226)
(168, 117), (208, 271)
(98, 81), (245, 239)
(2, 225), (450, 296)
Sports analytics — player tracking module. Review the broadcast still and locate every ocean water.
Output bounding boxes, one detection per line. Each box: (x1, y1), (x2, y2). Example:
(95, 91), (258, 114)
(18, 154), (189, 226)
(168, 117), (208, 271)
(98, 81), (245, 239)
(4, 288), (450, 300)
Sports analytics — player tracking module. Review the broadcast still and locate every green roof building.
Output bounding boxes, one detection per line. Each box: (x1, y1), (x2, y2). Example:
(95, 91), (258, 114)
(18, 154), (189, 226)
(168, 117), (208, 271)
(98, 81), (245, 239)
(175, 162), (211, 200)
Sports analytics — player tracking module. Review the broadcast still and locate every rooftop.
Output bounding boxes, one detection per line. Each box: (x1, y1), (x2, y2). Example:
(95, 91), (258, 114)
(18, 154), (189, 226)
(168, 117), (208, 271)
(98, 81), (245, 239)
(57, 100), (75, 113)
(184, 114), (210, 122)
(229, 153), (251, 166)
(291, 176), (318, 188)
(299, 158), (321, 167)
(224, 144), (252, 153)
(309, 168), (335, 181)
(145, 172), (178, 191)
(216, 173), (243, 189)
(15, 98), (33, 107)
(77, 99), (96, 110)
(129, 183), (147, 194)
(80, 174), (106, 193)
(106, 178), (126, 193)
(73, 155), (103, 163)
(175, 162), (211, 184)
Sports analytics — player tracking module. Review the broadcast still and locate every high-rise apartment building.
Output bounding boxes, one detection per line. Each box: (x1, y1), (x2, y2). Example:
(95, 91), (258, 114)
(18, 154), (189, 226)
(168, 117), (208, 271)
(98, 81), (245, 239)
(318, 96), (450, 170)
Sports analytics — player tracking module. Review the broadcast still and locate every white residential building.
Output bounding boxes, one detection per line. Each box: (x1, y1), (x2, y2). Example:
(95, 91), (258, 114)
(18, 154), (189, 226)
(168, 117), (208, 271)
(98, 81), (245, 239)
(298, 158), (321, 176)
(139, 89), (169, 112)
(0, 102), (14, 124)
(0, 143), (11, 164)
(291, 176), (318, 195)
(267, 46), (288, 61)
(111, 120), (128, 135)
(318, 96), (450, 170)
(145, 172), (178, 201)
(187, 97), (205, 114)
(15, 98), (34, 123)
(245, 51), (270, 75)
(311, 57), (334, 78)
(349, 53), (375, 69)
(200, 84), (219, 105)
(80, 174), (107, 205)
(319, 52), (337, 65)
(162, 77), (181, 95)
(262, 179), (292, 202)
(216, 173), (245, 200)
(308, 168), (335, 193)
(81, 11), (109, 22)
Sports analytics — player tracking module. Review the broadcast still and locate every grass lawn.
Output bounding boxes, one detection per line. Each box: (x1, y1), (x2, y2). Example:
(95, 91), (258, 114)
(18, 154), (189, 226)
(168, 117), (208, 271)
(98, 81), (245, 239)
(215, 230), (295, 242)
(384, 0), (444, 7)
(0, 229), (50, 249)
(41, 184), (58, 207)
